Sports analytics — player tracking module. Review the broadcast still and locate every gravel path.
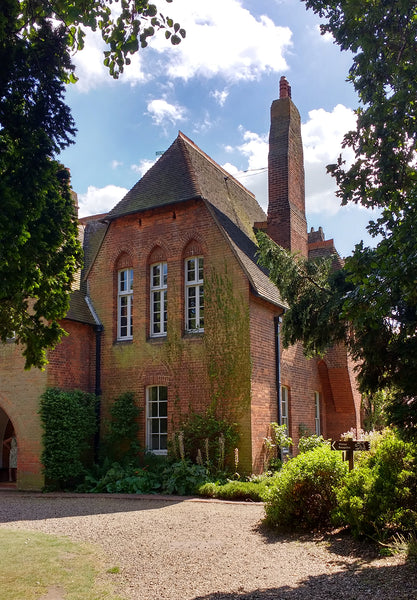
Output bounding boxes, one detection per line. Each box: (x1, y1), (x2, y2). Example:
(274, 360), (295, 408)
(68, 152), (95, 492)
(0, 491), (416, 600)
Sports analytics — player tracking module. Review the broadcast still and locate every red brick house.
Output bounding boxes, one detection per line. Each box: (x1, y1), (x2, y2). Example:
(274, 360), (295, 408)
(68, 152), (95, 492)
(0, 78), (361, 490)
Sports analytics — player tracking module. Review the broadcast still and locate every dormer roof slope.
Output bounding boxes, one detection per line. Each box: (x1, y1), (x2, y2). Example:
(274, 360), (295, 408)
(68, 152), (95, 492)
(105, 132), (284, 308)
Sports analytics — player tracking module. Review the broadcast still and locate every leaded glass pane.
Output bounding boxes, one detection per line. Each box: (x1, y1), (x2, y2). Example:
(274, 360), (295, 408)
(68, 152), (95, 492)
(119, 270), (127, 292)
(187, 259), (195, 282)
(159, 386), (167, 401)
(152, 264), (160, 287)
(159, 401), (167, 418)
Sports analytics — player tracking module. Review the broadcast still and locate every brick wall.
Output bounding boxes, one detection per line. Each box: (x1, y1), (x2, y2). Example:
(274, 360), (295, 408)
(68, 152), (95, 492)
(320, 344), (362, 439)
(47, 320), (96, 393)
(87, 198), (255, 469)
(281, 341), (322, 450)
(0, 341), (47, 489)
(249, 297), (280, 472)
(267, 94), (308, 257)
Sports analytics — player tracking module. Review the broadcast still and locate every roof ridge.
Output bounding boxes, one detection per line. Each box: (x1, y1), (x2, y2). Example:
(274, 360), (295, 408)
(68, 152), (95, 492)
(178, 131), (255, 199)
(176, 133), (202, 198)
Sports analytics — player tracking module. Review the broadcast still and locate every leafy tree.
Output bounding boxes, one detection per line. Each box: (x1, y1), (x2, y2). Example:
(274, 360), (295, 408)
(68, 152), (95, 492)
(0, 0), (184, 368)
(257, 1), (417, 439)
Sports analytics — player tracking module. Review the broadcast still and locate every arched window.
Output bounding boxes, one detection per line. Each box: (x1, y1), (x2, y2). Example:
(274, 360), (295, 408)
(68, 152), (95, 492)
(281, 385), (289, 431)
(148, 247), (167, 338)
(185, 255), (204, 332)
(115, 254), (133, 341)
(183, 240), (204, 333)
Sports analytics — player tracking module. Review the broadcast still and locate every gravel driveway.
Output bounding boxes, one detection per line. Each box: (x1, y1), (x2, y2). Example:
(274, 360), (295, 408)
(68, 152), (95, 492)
(0, 491), (416, 600)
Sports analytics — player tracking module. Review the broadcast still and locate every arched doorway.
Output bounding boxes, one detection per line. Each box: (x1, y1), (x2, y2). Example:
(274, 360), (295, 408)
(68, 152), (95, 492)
(0, 408), (17, 485)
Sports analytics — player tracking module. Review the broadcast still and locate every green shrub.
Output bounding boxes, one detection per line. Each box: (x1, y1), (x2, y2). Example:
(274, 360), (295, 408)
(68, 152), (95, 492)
(40, 388), (97, 490)
(174, 410), (239, 476)
(161, 460), (209, 495)
(198, 479), (271, 501)
(298, 434), (329, 453)
(82, 462), (163, 494)
(264, 445), (348, 530)
(333, 430), (417, 540)
(82, 456), (208, 496)
(101, 392), (141, 465)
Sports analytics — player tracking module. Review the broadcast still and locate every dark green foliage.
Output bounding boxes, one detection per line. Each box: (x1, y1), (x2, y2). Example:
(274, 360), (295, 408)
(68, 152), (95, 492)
(256, 234), (349, 360)
(204, 268), (252, 418)
(160, 460), (209, 495)
(264, 445), (348, 530)
(1, 0), (183, 368)
(40, 388), (97, 490)
(362, 389), (389, 432)
(101, 392), (141, 465)
(175, 410), (239, 475)
(81, 462), (163, 494)
(258, 1), (417, 437)
(81, 457), (208, 496)
(198, 479), (271, 502)
(298, 434), (329, 454)
(334, 430), (417, 540)
(0, 2), (82, 368)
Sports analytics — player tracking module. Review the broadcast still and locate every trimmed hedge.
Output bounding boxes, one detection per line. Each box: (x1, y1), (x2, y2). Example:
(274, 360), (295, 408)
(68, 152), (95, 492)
(40, 388), (97, 490)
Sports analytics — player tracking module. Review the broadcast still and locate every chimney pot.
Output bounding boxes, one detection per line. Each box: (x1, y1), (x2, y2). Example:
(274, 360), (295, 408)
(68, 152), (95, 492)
(279, 76), (291, 99)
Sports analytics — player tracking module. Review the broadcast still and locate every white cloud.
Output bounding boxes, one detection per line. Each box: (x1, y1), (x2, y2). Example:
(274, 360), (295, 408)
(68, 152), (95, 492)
(192, 110), (217, 134)
(111, 160), (123, 169)
(70, 11), (149, 91)
(211, 89), (229, 106)
(226, 129), (269, 210)
(78, 185), (128, 217)
(313, 23), (334, 43)
(222, 162), (240, 176)
(69, 0), (292, 90)
(146, 98), (187, 127)
(237, 129), (268, 170)
(302, 104), (356, 215)
(70, 31), (109, 92)
(218, 104), (357, 217)
(151, 0), (292, 81)
(131, 158), (157, 177)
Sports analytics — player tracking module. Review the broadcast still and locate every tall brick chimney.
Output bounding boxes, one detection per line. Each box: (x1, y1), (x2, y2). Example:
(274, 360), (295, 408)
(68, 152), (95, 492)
(267, 76), (307, 256)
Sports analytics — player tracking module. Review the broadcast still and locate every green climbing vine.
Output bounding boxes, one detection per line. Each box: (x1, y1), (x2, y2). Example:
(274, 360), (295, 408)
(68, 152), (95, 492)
(203, 264), (251, 419)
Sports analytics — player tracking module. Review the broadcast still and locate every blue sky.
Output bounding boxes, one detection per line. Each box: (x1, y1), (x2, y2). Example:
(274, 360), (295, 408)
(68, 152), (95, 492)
(61, 0), (377, 258)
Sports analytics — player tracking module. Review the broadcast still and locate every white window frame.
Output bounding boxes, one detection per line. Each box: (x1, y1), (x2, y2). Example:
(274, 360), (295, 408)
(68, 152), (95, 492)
(314, 391), (321, 435)
(281, 385), (289, 431)
(150, 262), (167, 338)
(185, 256), (204, 332)
(146, 386), (168, 454)
(117, 268), (133, 340)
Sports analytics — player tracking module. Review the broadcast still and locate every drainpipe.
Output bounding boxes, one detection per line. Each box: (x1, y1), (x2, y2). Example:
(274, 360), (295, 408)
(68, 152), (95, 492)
(274, 315), (283, 424)
(275, 313), (288, 462)
(85, 294), (103, 463)
(94, 324), (103, 462)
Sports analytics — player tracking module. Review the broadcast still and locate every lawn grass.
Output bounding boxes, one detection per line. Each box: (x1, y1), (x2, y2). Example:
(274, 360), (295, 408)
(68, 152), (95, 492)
(0, 529), (125, 600)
